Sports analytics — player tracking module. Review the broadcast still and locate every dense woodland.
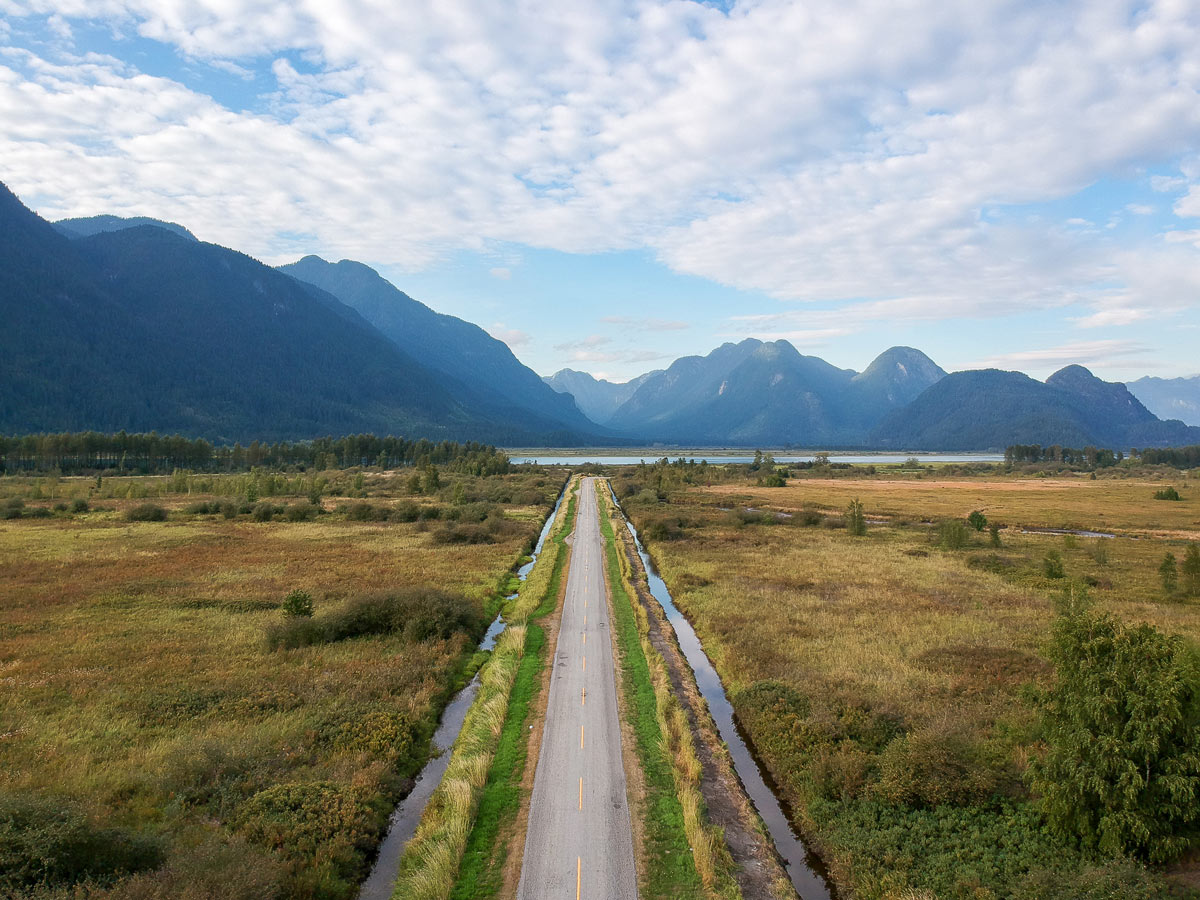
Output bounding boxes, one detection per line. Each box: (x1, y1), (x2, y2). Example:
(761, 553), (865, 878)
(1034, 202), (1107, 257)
(0, 432), (510, 476)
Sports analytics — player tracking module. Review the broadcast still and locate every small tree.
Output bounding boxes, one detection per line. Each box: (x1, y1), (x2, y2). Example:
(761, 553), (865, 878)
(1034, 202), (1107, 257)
(846, 498), (867, 536)
(1043, 549), (1066, 579)
(1183, 544), (1200, 596)
(938, 519), (968, 550)
(989, 522), (1002, 548)
(1153, 486), (1182, 501)
(1030, 598), (1200, 862)
(282, 589), (314, 618)
(1160, 552), (1179, 595)
(966, 510), (987, 531)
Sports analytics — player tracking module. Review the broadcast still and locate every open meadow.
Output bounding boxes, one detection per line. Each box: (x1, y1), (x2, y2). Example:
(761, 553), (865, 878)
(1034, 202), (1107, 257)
(0, 465), (565, 900)
(614, 460), (1200, 900)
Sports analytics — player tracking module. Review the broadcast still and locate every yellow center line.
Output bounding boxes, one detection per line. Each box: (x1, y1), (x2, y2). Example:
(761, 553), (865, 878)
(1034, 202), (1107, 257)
(577, 856), (582, 900)
(582, 631), (586, 645)
(578, 777), (583, 810)
(582, 686), (586, 706)
(580, 724), (585, 749)
(582, 655), (586, 672)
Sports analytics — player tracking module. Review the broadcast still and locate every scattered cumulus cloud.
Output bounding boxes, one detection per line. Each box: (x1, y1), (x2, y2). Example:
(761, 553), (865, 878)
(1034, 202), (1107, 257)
(488, 266), (511, 280)
(486, 322), (530, 347)
(0, 0), (1198, 346)
(600, 315), (688, 331)
(969, 339), (1153, 373)
(554, 334), (611, 352)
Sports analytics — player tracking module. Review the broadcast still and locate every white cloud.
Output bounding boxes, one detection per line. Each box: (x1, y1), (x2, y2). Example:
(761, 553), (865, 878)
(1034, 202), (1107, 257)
(1125, 203), (1154, 215)
(488, 267), (511, 280)
(1151, 174), (1187, 192)
(969, 339), (1152, 372)
(601, 316), (688, 331)
(1175, 185), (1200, 218)
(0, 0), (1199, 328)
(486, 322), (529, 347)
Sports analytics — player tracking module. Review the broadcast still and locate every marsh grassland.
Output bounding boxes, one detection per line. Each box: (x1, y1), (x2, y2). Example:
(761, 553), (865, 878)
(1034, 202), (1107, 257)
(614, 461), (1200, 900)
(0, 466), (564, 900)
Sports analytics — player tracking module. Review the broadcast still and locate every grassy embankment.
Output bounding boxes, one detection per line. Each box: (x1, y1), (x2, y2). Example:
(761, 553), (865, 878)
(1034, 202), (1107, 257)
(598, 483), (741, 900)
(0, 467), (562, 900)
(615, 465), (1200, 900)
(394, 477), (579, 900)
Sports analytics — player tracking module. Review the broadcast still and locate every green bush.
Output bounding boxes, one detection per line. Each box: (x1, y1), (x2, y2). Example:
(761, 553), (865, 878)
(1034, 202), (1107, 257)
(237, 782), (377, 890)
(1043, 549), (1066, 579)
(937, 519), (969, 550)
(281, 589), (314, 618)
(102, 837), (284, 900)
(873, 718), (1002, 807)
(1152, 486), (1182, 501)
(264, 617), (326, 651)
(967, 510), (988, 531)
(1030, 599), (1200, 862)
(266, 589), (481, 650)
(251, 502), (278, 522)
(283, 502), (318, 522)
(1159, 552), (1178, 594)
(1013, 859), (1170, 900)
(1184, 543), (1200, 596)
(0, 789), (164, 892)
(846, 498), (867, 536)
(126, 503), (167, 522)
(431, 524), (494, 544)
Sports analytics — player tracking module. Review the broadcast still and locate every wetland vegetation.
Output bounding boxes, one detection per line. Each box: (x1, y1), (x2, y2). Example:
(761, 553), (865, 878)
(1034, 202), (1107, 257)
(0, 454), (564, 900)
(613, 453), (1200, 900)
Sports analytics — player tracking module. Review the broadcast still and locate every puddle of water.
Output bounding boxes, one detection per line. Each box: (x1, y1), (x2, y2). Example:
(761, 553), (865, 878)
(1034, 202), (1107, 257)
(614, 487), (836, 900)
(358, 480), (569, 899)
(1020, 527), (1115, 539)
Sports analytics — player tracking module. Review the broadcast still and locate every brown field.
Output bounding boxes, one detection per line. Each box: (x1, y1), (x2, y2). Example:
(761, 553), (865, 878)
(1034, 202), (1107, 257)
(616, 465), (1200, 900)
(0, 468), (563, 900)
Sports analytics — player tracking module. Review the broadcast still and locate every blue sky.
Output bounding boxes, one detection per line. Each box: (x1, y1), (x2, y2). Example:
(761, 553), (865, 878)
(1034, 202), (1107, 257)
(3, 1), (1199, 383)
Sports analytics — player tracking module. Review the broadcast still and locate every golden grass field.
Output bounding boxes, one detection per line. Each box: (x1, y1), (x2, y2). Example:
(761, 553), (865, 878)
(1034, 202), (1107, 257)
(0, 469), (563, 900)
(617, 465), (1200, 900)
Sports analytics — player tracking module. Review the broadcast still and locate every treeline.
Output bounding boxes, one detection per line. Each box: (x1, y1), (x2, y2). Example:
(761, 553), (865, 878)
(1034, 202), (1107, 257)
(1004, 445), (1123, 468)
(1133, 444), (1200, 468)
(0, 432), (510, 476)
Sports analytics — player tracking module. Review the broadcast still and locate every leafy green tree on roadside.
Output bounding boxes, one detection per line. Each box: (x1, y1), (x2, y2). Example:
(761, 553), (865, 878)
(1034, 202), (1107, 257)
(1030, 592), (1200, 862)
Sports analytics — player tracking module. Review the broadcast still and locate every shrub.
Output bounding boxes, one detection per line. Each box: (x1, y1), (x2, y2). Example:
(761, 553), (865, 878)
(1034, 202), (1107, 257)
(937, 519), (969, 550)
(392, 501), (420, 522)
(1, 498), (22, 519)
(282, 589), (314, 618)
(1153, 486), (1182, 501)
(1159, 552), (1178, 594)
(1184, 543), (1200, 596)
(431, 524), (494, 544)
(126, 503), (167, 522)
(265, 618), (326, 650)
(1012, 859), (1169, 900)
(874, 718), (999, 807)
(967, 510), (987, 531)
(989, 522), (1002, 547)
(1088, 539), (1109, 566)
(1030, 598), (1200, 862)
(251, 502), (276, 522)
(0, 789), (164, 892)
(102, 837), (284, 900)
(1043, 549), (1066, 579)
(220, 501), (238, 519)
(283, 502), (317, 522)
(846, 498), (867, 536)
(236, 782), (375, 886)
(71, 499), (90, 513)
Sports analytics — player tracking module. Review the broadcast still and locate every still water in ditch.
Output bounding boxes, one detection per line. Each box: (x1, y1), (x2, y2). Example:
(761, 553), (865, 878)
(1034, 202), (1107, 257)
(615, 489), (836, 900)
(357, 481), (569, 900)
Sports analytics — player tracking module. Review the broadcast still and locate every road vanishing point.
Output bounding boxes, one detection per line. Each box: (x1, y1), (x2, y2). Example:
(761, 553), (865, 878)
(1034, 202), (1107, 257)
(517, 477), (638, 900)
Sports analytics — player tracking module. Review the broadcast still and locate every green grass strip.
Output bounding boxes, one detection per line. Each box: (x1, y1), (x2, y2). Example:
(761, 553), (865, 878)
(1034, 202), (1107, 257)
(447, 481), (579, 899)
(598, 489), (706, 900)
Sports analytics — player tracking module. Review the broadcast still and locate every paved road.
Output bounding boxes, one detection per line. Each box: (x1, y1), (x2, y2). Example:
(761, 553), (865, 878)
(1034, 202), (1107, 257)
(518, 477), (638, 900)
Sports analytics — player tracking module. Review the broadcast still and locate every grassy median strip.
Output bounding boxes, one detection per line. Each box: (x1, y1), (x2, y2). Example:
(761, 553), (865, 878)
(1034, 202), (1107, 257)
(391, 479), (578, 900)
(598, 484), (719, 900)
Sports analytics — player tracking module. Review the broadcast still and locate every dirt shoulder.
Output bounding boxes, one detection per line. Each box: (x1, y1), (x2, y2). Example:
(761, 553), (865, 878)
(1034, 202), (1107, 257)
(611, 513), (794, 900)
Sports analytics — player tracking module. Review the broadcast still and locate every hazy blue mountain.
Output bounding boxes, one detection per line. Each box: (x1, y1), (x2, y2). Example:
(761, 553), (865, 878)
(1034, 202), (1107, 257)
(0, 182), (593, 444)
(1127, 375), (1200, 426)
(279, 255), (602, 438)
(53, 214), (198, 242)
(542, 368), (661, 424)
(606, 340), (944, 445)
(873, 366), (1200, 450)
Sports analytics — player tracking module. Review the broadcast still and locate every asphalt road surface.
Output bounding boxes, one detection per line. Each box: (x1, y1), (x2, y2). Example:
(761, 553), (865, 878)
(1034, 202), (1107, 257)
(517, 477), (638, 900)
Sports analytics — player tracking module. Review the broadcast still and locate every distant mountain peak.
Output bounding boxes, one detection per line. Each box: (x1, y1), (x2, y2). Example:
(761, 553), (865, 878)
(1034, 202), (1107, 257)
(53, 214), (197, 242)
